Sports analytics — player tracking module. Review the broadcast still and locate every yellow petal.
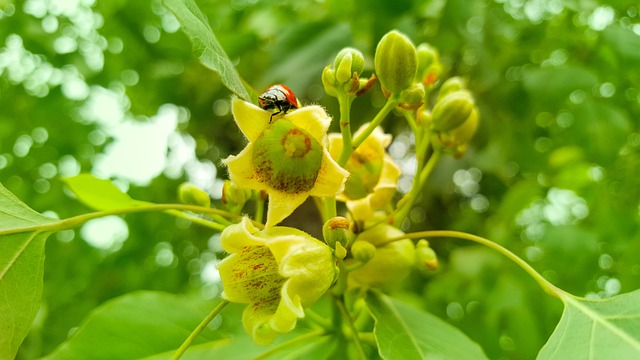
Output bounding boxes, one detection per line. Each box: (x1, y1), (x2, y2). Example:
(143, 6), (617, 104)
(286, 105), (332, 143)
(264, 190), (309, 228)
(327, 133), (343, 160)
(346, 196), (375, 220)
(222, 144), (267, 191)
(242, 299), (280, 345)
(232, 98), (271, 142)
(309, 149), (349, 197)
(270, 281), (304, 332)
(218, 217), (263, 253)
(376, 154), (401, 189)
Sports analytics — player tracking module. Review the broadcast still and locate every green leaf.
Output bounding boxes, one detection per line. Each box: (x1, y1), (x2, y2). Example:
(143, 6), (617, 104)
(538, 290), (640, 359)
(365, 291), (488, 360)
(0, 183), (60, 360)
(43, 291), (227, 360)
(62, 174), (149, 211)
(162, 0), (251, 101)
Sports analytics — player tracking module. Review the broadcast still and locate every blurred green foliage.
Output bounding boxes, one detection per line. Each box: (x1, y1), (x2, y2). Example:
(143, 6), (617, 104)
(2, 0), (640, 358)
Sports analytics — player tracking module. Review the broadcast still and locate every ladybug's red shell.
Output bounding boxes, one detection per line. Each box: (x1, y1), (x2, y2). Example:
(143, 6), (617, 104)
(259, 84), (299, 122)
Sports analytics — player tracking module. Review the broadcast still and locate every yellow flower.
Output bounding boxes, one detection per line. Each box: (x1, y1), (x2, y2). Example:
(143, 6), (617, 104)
(217, 218), (336, 345)
(329, 124), (400, 220)
(223, 99), (349, 228)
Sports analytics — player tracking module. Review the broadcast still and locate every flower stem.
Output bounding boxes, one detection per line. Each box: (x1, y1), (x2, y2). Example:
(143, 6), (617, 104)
(323, 197), (337, 222)
(164, 209), (227, 231)
(336, 296), (368, 360)
(392, 149), (440, 224)
(0, 203), (262, 237)
(172, 299), (229, 360)
(398, 230), (564, 298)
(337, 93), (355, 166)
(349, 97), (399, 158)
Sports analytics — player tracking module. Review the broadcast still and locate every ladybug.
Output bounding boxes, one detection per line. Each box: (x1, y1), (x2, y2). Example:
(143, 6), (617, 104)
(258, 84), (300, 123)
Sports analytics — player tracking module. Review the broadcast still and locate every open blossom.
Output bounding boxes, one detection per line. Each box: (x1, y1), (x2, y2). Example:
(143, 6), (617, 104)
(217, 217), (336, 345)
(329, 124), (400, 221)
(223, 99), (348, 228)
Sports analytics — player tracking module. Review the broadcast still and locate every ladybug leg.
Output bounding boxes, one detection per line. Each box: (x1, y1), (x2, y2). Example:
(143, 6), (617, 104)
(269, 104), (284, 124)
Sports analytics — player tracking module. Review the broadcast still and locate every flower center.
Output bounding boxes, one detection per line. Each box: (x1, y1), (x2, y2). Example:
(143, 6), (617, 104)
(282, 129), (311, 157)
(253, 120), (323, 194)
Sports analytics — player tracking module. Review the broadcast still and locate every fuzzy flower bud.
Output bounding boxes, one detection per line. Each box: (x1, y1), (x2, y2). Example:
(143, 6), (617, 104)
(374, 30), (418, 95)
(334, 47), (365, 84)
(221, 180), (250, 211)
(322, 65), (339, 97)
(439, 106), (479, 155)
(431, 90), (475, 132)
(415, 239), (439, 271)
(178, 182), (211, 208)
(218, 218), (337, 345)
(351, 240), (376, 264)
(399, 83), (425, 109)
(322, 216), (352, 248)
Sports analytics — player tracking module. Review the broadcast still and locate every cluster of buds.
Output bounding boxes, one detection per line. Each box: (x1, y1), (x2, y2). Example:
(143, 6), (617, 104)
(322, 48), (377, 98)
(373, 30), (479, 155)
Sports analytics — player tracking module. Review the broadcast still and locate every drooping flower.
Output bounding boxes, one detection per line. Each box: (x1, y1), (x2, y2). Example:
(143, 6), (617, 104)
(217, 217), (336, 345)
(223, 99), (349, 228)
(328, 124), (400, 221)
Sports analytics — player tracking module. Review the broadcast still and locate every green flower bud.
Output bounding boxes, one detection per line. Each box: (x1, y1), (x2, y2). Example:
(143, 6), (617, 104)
(351, 240), (376, 264)
(322, 65), (339, 98)
(431, 90), (475, 132)
(437, 77), (467, 101)
(221, 180), (249, 210)
(178, 182), (211, 208)
(415, 43), (440, 85)
(399, 83), (425, 109)
(334, 47), (365, 84)
(415, 239), (439, 271)
(323, 216), (353, 248)
(374, 30), (418, 95)
(439, 106), (479, 148)
(417, 108), (432, 128)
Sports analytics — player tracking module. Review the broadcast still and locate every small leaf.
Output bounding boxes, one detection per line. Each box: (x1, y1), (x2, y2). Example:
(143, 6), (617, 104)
(0, 183), (60, 360)
(43, 291), (227, 360)
(538, 290), (640, 359)
(62, 174), (149, 211)
(366, 291), (488, 360)
(162, 0), (251, 101)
